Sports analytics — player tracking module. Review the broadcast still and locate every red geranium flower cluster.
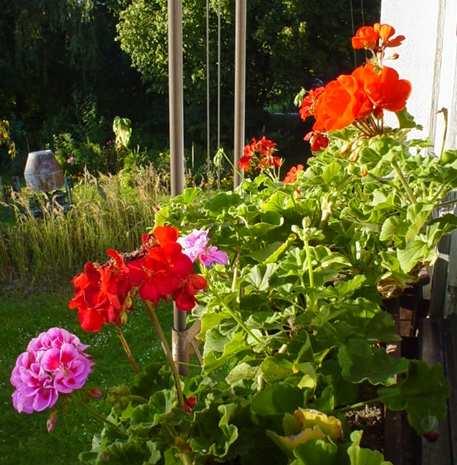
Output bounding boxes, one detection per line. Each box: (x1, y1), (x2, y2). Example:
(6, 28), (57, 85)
(298, 24), (411, 141)
(68, 250), (133, 332)
(310, 63), (411, 133)
(69, 226), (207, 332)
(238, 136), (282, 173)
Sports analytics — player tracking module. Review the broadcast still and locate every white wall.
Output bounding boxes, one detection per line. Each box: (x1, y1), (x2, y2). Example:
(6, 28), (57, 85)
(381, 0), (457, 151)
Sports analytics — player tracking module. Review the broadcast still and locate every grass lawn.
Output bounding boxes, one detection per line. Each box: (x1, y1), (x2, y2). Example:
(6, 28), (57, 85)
(0, 290), (170, 465)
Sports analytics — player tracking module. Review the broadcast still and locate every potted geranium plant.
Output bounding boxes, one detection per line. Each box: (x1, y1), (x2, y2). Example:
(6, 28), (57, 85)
(11, 22), (456, 465)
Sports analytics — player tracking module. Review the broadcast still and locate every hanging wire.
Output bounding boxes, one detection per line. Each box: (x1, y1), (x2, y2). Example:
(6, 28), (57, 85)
(217, 0), (221, 149)
(206, 0), (211, 166)
(349, 0), (356, 66)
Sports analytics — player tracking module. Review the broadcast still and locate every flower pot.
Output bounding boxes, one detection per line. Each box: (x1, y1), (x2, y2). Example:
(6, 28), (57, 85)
(24, 150), (64, 192)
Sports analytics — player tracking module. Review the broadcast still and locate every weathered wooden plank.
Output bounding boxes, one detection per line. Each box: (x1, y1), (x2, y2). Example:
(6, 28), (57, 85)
(429, 234), (451, 318)
(443, 316), (457, 465)
(444, 229), (457, 318)
(420, 318), (452, 465)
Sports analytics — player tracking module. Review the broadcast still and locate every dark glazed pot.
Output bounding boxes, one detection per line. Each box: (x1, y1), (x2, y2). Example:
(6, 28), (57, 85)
(24, 150), (64, 192)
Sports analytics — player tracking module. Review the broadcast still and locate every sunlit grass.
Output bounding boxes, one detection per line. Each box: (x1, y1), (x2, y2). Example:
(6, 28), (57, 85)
(0, 165), (169, 287)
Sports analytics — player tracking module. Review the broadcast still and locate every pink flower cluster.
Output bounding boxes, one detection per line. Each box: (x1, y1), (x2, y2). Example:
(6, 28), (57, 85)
(178, 229), (229, 267)
(11, 328), (92, 414)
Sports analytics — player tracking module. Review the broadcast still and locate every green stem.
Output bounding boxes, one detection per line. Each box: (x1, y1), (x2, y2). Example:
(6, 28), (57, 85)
(179, 452), (194, 465)
(438, 108), (449, 159)
(144, 302), (184, 407)
(337, 397), (382, 413)
(303, 237), (315, 288)
(115, 326), (140, 373)
(391, 159), (416, 204)
(222, 302), (264, 346)
(75, 397), (127, 436)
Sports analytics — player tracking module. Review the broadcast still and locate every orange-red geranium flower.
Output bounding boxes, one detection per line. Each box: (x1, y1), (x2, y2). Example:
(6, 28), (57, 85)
(283, 164), (304, 184)
(374, 23), (405, 48)
(299, 87), (325, 122)
(313, 74), (372, 132)
(352, 23), (404, 51)
(354, 64), (411, 113)
(352, 26), (379, 50)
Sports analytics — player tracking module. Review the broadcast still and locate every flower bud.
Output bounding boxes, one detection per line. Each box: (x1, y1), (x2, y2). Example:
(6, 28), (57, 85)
(47, 410), (58, 433)
(87, 387), (104, 400)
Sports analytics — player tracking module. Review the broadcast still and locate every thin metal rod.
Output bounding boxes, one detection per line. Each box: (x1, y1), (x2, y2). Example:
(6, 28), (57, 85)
(233, 0), (246, 188)
(168, 0), (185, 196)
(349, 0), (356, 67)
(206, 0), (211, 166)
(217, 0), (221, 148)
(168, 0), (187, 373)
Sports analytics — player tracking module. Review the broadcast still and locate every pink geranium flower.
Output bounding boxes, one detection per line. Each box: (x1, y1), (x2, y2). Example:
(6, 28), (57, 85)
(11, 328), (92, 414)
(178, 229), (229, 268)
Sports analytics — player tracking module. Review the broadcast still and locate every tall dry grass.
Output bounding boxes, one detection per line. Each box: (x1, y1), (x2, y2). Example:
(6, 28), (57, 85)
(0, 165), (169, 287)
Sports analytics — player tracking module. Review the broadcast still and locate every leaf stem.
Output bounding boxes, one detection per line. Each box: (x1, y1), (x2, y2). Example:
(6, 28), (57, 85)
(337, 397), (382, 413)
(144, 302), (184, 407)
(303, 236), (315, 288)
(391, 159), (416, 204)
(115, 326), (140, 373)
(74, 396), (127, 436)
(222, 302), (264, 346)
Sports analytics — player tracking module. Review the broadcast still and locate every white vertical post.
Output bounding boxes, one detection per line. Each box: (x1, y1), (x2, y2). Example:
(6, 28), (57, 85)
(206, 0), (211, 166)
(168, 0), (185, 196)
(381, 0), (457, 152)
(168, 0), (187, 374)
(233, 0), (246, 188)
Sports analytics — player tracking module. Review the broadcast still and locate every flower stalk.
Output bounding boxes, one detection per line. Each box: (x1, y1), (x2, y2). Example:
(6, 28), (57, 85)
(115, 326), (140, 374)
(144, 302), (184, 408)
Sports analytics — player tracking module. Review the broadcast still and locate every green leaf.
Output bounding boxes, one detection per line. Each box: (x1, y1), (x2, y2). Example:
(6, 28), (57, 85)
(395, 109), (422, 130)
(364, 312), (401, 343)
(251, 383), (303, 417)
(347, 431), (393, 465)
(226, 362), (257, 386)
(261, 357), (293, 383)
(143, 441), (161, 465)
(294, 440), (338, 465)
(378, 360), (448, 434)
(397, 240), (428, 273)
(338, 339), (409, 385)
(405, 204), (434, 242)
(164, 448), (180, 465)
(205, 192), (240, 212)
(321, 162), (341, 185)
(335, 275), (366, 297)
(297, 363), (317, 390)
(247, 264), (278, 291)
(113, 116), (132, 149)
(380, 217), (407, 242)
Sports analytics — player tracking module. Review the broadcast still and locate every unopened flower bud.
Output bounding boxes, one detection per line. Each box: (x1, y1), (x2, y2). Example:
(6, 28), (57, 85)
(87, 387), (104, 400)
(423, 431), (440, 443)
(47, 410), (58, 433)
(360, 165), (368, 177)
(349, 150), (359, 163)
